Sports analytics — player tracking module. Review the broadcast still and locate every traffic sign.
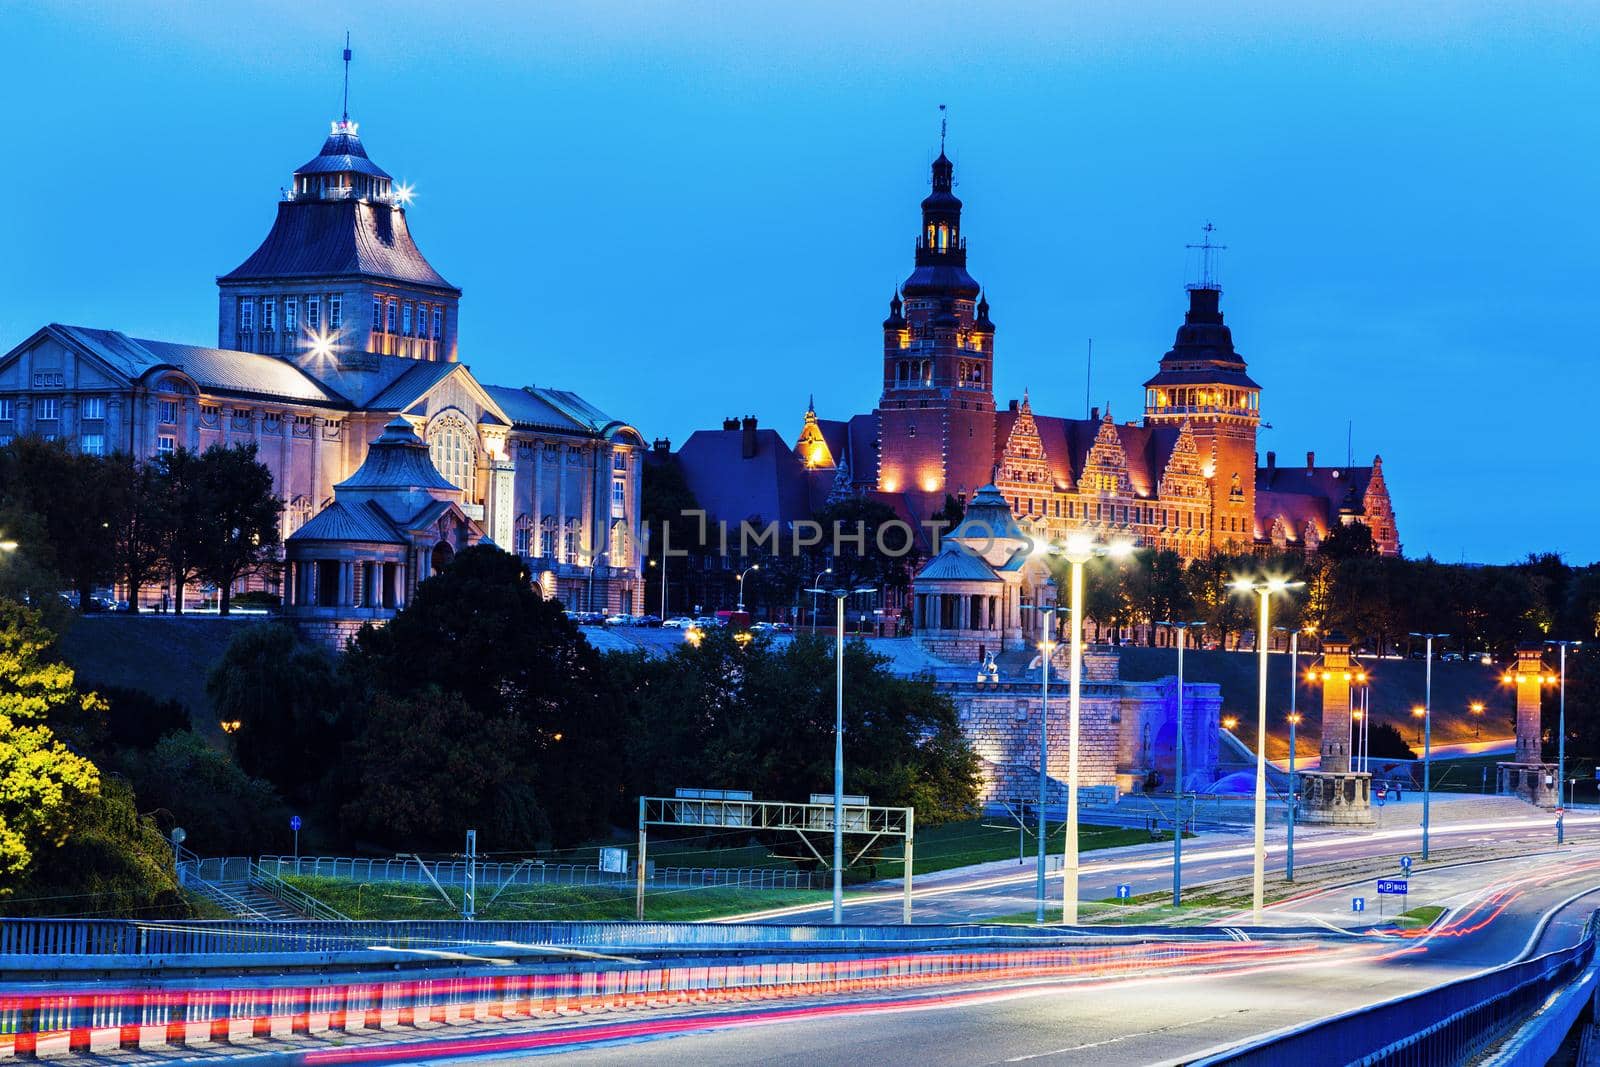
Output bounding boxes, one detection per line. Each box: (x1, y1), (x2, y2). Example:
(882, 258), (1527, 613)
(1352, 897), (1366, 913)
(289, 815), (302, 831)
(1116, 883), (1133, 900)
(1400, 855), (1413, 873)
(1377, 878), (1408, 895)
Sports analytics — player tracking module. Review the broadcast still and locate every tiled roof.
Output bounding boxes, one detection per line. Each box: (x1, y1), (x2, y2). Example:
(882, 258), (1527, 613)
(995, 410), (1179, 498)
(219, 200), (457, 291)
(675, 426), (813, 528)
(49, 326), (348, 407)
(287, 499), (403, 544)
(335, 417), (459, 494)
(366, 360), (461, 411)
(1254, 489), (1331, 543)
(294, 127), (392, 179)
(915, 546), (1001, 583)
(482, 385), (625, 436)
(1257, 464), (1373, 510)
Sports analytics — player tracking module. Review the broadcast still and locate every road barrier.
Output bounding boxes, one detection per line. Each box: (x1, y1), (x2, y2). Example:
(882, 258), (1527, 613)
(0, 937), (1321, 1059)
(1192, 910), (1600, 1066)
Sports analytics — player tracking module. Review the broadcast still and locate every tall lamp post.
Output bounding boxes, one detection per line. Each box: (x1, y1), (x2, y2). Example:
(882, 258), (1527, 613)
(810, 567), (832, 630)
(1155, 620), (1205, 906)
(1020, 595), (1068, 924)
(648, 557), (668, 620)
(737, 563), (760, 612)
(1546, 640), (1582, 844)
(1409, 632), (1447, 861)
(1286, 711), (1301, 880)
(1055, 534), (1134, 924)
(805, 582), (876, 924)
(1230, 577), (1304, 925)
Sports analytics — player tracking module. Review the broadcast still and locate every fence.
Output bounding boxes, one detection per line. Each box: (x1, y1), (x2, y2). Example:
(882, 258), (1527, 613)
(0, 936), (1321, 1057)
(255, 855), (816, 891)
(1193, 910), (1600, 1066)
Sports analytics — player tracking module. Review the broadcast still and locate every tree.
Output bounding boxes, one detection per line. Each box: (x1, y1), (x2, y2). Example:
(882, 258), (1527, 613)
(206, 622), (341, 797)
(0, 439), (120, 610)
(0, 601), (104, 883)
(105, 454), (167, 613)
(155, 447), (206, 613)
(1320, 521), (1377, 561)
(345, 545), (621, 846)
(192, 444), (283, 615)
(114, 731), (289, 855)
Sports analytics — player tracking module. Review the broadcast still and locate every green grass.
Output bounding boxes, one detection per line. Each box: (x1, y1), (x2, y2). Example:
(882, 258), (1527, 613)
(1393, 905), (1446, 929)
(283, 874), (827, 922)
(872, 819), (1177, 881)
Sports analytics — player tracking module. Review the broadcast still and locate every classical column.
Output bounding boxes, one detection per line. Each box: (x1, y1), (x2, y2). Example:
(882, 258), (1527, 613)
(555, 445), (567, 564)
(308, 417), (323, 510)
(530, 439), (545, 559)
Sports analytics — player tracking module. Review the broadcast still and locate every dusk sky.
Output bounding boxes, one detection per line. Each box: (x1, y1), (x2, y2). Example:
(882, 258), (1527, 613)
(3, 1), (1596, 564)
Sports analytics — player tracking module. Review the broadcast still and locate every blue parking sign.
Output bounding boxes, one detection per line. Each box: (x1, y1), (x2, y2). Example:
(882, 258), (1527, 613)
(1377, 879), (1408, 895)
(1352, 897), (1365, 913)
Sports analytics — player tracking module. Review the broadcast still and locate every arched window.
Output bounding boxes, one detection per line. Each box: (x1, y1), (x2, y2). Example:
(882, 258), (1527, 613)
(426, 412), (476, 492)
(514, 514), (534, 556)
(539, 518), (555, 558)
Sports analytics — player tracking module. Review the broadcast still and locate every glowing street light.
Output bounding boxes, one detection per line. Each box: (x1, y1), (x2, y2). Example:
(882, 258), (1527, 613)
(1222, 715), (1239, 731)
(1230, 576), (1304, 925)
(1049, 533), (1135, 925)
(737, 563), (760, 612)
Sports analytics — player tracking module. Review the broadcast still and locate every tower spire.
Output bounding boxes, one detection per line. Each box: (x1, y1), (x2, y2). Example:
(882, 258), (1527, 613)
(939, 103), (947, 154)
(341, 32), (352, 123)
(1186, 221), (1227, 291)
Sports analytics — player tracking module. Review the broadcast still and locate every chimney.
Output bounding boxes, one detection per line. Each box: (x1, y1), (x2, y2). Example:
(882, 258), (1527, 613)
(1090, 406), (1100, 422)
(1008, 399), (1018, 413)
(741, 416), (758, 459)
(722, 417), (739, 432)
(1266, 450), (1276, 474)
(652, 437), (671, 455)
(1306, 451), (1316, 474)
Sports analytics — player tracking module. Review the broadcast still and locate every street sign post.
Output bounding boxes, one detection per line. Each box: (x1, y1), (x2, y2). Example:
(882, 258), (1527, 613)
(1377, 879), (1408, 894)
(599, 847), (629, 874)
(1116, 883), (1132, 901)
(1352, 897), (1365, 913)
(289, 815), (301, 860)
(1400, 855), (1412, 875)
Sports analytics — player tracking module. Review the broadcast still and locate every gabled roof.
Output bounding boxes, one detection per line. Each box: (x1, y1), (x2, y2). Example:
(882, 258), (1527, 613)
(675, 426), (813, 528)
(287, 499), (404, 544)
(1257, 464), (1373, 511)
(994, 409), (1179, 498)
(219, 199), (457, 292)
(366, 360), (470, 411)
(33, 325), (349, 407)
(1253, 489), (1330, 543)
(482, 384), (628, 437)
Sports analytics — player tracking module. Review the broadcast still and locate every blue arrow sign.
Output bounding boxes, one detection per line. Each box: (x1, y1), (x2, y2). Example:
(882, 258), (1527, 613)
(1352, 897), (1366, 913)
(289, 815), (302, 831)
(1377, 879), (1408, 895)
(1116, 883), (1132, 900)
(1400, 855), (1413, 873)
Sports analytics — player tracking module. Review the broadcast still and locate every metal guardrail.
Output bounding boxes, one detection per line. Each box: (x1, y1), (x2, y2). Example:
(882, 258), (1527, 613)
(1193, 910), (1600, 1066)
(248, 864), (351, 922)
(256, 855), (815, 891)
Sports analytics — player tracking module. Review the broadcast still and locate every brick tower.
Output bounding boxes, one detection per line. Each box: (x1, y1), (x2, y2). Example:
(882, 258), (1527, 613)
(1142, 228), (1260, 552)
(1497, 644), (1557, 806)
(1300, 631), (1372, 824)
(876, 146), (997, 505)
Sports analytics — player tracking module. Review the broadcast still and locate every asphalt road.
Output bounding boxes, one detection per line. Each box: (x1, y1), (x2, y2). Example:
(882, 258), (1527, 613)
(438, 845), (1600, 1066)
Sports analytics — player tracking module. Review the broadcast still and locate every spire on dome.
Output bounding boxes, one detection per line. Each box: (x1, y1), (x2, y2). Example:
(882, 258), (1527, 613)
(341, 32), (353, 123)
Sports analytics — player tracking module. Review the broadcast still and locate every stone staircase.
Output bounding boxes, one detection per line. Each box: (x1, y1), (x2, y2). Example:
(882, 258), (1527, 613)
(187, 878), (301, 920)
(179, 857), (349, 921)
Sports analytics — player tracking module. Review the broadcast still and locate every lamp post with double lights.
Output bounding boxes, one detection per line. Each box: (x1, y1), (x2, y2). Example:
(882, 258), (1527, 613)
(1546, 640), (1581, 844)
(804, 582), (877, 924)
(736, 563), (760, 613)
(1230, 576), (1305, 925)
(1409, 632), (1448, 861)
(1155, 620), (1205, 905)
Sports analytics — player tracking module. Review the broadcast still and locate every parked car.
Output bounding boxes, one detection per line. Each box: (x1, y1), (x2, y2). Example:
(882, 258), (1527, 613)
(605, 614), (633, 626)
(662, 616), (696, 629)
(635, 614), (662, 627)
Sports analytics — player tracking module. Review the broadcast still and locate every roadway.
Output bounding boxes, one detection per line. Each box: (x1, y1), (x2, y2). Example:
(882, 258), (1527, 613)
(430, 845), (1600, 1066)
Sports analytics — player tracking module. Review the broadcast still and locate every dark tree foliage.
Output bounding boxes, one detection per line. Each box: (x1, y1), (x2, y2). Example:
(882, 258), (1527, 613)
(96, 685), (191, 751)
(191, 443), (283, 615)
(1320, 520), (1378, 561)
(112, 731), (289, 856)
(1367, 722), (1417, 762)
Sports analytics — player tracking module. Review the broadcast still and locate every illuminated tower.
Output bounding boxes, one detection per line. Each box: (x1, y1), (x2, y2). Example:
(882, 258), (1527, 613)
(1300, 631), (1373, 824)
(1497, 644), (1558, 806)
(1143, 226), (1260, 551)
(876, 142), (996, 501)
(218, 46), (460, 369)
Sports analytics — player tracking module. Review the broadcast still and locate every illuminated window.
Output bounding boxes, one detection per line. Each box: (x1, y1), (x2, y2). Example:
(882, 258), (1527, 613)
(157, 400), (177, 424)
(329, 295), (342, 330)
(306, 296), (321, 329)
(81, 396), (105, 420)
(80, 433), (104, 456)
(426, 413), (476, 493)
(514, 514), (534, 556)
(262, 299), (276, 331)
(284, 298), (297, 332)
(35, 397), (60, 421)
(402, 303), (413, 336)
(157, 435), (176, 455)
(0, 400), (11, 421)
(611, 476), (627, 517)
(432, 307), (443, 340)
(385, 301), (398, 334)
(372, 296), (384, 332)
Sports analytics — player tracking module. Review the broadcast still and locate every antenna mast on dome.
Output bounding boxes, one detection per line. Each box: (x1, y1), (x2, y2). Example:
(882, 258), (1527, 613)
(1186, 221), (1227, 291)
(939, 103), (947, 153)
(341, 32), (352, 123)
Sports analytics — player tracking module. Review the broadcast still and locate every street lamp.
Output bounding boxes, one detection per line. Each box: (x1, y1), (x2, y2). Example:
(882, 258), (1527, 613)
(1054, 533), (1134, 925)
(1222, 715), (1239, 731)
(1285, 712), (1302, 880)
(1155, 620), (1205, 906)
(804, 582), (877, 924)
(1031, 631), (1059, 923)
(0, 541), (16, 552)
(1409, 631), (1448, 861)
(1230, 576), (1305, 925)
(737, 563), (760, 612)
(810, 567), (833, 629)
(1469, 700), (1485, 740)
(648, 556), (667, 620)
(1546, 640), (1582, 845)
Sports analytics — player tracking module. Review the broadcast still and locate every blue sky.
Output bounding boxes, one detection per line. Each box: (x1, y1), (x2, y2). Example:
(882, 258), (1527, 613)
(3, 1), (1596, 564)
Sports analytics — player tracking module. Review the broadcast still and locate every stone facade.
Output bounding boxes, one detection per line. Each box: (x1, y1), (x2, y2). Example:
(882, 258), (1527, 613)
(1300, 631), (1372, 825)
